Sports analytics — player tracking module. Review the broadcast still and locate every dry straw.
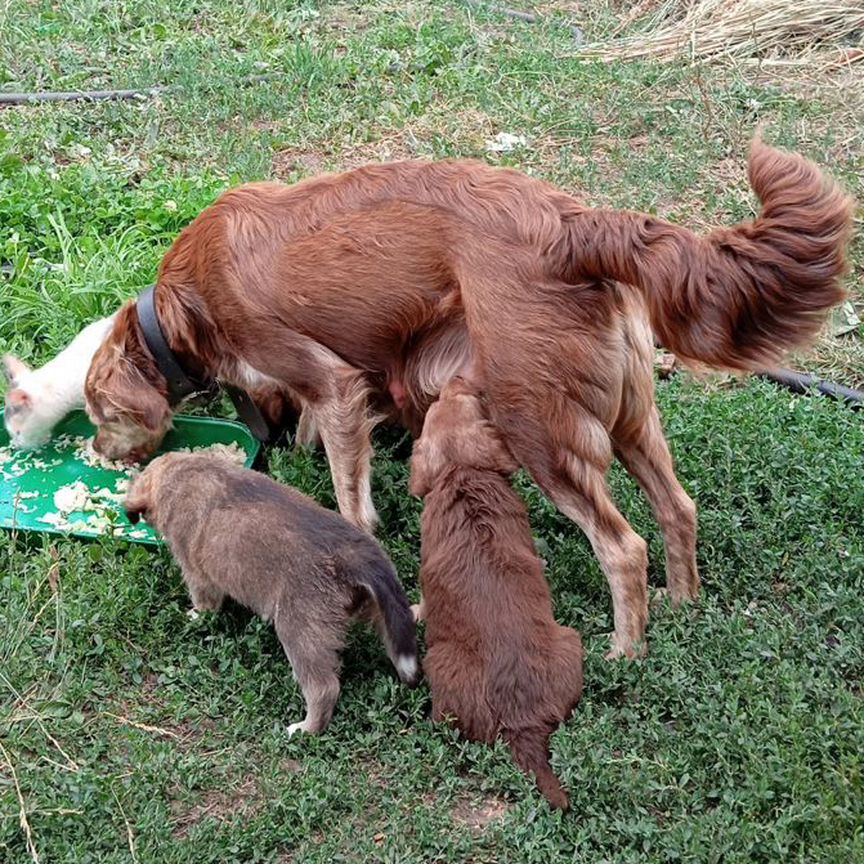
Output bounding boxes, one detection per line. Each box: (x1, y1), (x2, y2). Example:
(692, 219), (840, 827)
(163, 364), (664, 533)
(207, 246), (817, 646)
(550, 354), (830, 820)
(582, 0), (864, 67)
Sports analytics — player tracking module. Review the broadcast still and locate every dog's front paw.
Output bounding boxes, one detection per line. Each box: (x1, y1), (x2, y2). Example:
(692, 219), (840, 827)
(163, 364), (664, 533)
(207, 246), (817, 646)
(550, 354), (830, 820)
(186, 608), (201, 621)
(650, 587), (670, 608)
(605, 636), (647, 661)
(287, 720), (310, 737)
(668, 582), (701, 606)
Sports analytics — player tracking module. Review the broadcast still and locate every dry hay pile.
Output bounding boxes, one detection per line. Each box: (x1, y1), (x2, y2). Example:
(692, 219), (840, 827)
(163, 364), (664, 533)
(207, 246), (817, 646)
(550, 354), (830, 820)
(582, 0), (864, 67)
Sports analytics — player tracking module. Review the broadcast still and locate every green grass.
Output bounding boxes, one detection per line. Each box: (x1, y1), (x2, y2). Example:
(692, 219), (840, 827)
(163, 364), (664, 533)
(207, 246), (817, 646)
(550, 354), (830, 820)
(1, 2), (863, 861)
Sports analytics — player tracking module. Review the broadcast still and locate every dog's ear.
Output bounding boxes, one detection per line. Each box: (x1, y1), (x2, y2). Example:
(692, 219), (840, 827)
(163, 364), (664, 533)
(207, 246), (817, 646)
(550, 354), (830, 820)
(91, 365), (172, 435)
(121, 312), (173, 434)
(87, 316), (172, 436)
(5, 388), (31, 409)
(471, 421), (519, 476)
(123, 474), (152, 525)
(409, 439), (444, 498)
(135, 378), (173, 434)
(3, 355), (30, 386)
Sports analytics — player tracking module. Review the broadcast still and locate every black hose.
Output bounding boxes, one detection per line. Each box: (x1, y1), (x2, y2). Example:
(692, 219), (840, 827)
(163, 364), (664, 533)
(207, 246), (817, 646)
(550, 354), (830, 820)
(653, 335), (863, 409)
(0, 74), (278, 106)
(0, 87), (164, 105)
(757, 369), (864, 409)
(463, 0), (538, 22)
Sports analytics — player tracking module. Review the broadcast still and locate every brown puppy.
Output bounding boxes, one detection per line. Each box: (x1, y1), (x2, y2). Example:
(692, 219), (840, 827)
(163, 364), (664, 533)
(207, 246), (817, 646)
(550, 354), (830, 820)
(87, 139), (853, 657)
(411, 378), (584, 810)
(124, 452), (421, 735)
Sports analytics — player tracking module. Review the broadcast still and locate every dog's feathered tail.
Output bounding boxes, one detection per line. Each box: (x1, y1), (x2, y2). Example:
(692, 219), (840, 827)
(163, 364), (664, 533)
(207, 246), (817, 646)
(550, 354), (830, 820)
(566, 136), (855, 371)
(505, 727), (569, 811)
(354, 554), (422, 687)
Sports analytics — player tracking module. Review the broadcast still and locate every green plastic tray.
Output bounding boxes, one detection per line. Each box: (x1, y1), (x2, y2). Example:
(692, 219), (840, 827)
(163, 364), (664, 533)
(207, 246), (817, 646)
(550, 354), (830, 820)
(0, 411), (260, 546)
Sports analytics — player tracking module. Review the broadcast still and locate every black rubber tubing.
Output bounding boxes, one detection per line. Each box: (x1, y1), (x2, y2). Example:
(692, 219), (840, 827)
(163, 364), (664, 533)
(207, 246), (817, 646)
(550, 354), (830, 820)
(0, 74), (278, 106)
(757, 369), (863, 409)
(653, 337), (863, 409)
(0, 87), (164, 104)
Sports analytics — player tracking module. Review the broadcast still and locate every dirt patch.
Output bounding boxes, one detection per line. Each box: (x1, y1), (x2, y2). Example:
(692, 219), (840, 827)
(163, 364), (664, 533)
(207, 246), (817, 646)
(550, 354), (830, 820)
(452, 793), (511, 833)
(271, 137), (421, 179)
(170, 775), (264, 839)
(280, 758), (303, 775)
(272, 148), (329, 177)
(271, 108), (497, 179)
(319, 1), (380, 37)
(271, 131), (428, 178)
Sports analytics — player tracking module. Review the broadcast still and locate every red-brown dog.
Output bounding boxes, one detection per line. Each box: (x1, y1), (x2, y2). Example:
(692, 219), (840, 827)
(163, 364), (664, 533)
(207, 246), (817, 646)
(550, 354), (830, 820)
(84, 138), (853, 657)
(411, 378), (583, 810)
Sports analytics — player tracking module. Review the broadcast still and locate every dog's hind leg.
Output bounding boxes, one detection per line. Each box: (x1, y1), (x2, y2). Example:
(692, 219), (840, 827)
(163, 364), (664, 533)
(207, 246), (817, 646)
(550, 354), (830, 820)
(492, 399), (649, 659)
(546, 461), (649, 660)
(613, 405), (699, 604)
(609, 309), (699, 604)
(459, 263), (649, 656)
(275, 610), (344, 736)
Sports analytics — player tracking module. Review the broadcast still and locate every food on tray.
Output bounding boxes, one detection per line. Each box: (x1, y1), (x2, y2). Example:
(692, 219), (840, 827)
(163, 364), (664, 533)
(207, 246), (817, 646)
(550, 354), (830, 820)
(2, 435), (249, 540)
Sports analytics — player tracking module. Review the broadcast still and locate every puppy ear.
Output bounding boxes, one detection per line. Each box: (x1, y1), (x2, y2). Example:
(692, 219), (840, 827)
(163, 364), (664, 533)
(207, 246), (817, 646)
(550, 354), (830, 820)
(123, 476), (151, 525)
(472, 421), (519, 476)
(408, 441), (434, 498)
(6, 388), (31, 409)
(3, 355), (30, 386)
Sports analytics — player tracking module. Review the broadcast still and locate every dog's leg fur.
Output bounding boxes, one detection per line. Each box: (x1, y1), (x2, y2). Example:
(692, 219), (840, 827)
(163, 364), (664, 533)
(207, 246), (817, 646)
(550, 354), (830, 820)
(241, 334), (379, 532)
(295, 407), (322, 449)
(275, 609), (344, 736)
(183, 571), (226, 613)
(488, 394), (648, 658)
(613, 407), (699, 604)
(604, 305), (699, 605)
(311, 368), (379, 534)
(547, 468), (648, 660)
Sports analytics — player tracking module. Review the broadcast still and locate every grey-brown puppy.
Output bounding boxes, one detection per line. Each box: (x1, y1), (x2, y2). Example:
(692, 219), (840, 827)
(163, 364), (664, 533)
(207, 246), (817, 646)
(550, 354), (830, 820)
(124, 451), (421, 735)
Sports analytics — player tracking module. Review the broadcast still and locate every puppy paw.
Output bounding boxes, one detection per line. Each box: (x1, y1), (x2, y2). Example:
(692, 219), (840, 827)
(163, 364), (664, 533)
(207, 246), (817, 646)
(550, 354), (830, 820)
(186, 608), (201, 621)
(287, 720), (309, 737)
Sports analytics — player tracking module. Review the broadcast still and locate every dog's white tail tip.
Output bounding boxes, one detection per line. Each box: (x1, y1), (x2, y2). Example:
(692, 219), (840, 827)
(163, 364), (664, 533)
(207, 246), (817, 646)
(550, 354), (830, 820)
(396, 654), (418, 682)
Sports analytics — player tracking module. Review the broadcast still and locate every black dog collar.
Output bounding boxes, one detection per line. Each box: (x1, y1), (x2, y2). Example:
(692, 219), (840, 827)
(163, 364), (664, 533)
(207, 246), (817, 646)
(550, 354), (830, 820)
(135, 285), (272, 443)
(136, 284), (207, 404)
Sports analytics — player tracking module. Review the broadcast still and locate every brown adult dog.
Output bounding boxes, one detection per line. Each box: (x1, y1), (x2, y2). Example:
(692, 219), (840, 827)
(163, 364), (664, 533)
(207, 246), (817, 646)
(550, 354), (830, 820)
(411, 377), (583, 810)
(123, 451), (421, 735)
(86, 137), (854, 657)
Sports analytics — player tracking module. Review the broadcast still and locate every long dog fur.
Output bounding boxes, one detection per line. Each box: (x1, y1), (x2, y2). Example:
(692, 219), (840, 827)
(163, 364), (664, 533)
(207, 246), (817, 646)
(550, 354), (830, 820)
(85, 136), (854, 654)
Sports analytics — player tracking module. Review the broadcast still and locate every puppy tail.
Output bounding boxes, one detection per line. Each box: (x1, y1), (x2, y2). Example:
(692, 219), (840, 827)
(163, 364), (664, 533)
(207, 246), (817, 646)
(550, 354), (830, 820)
(505, 727), (569, 811)
(566, 135), (854, 372)
(356, 557), (422, 688)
